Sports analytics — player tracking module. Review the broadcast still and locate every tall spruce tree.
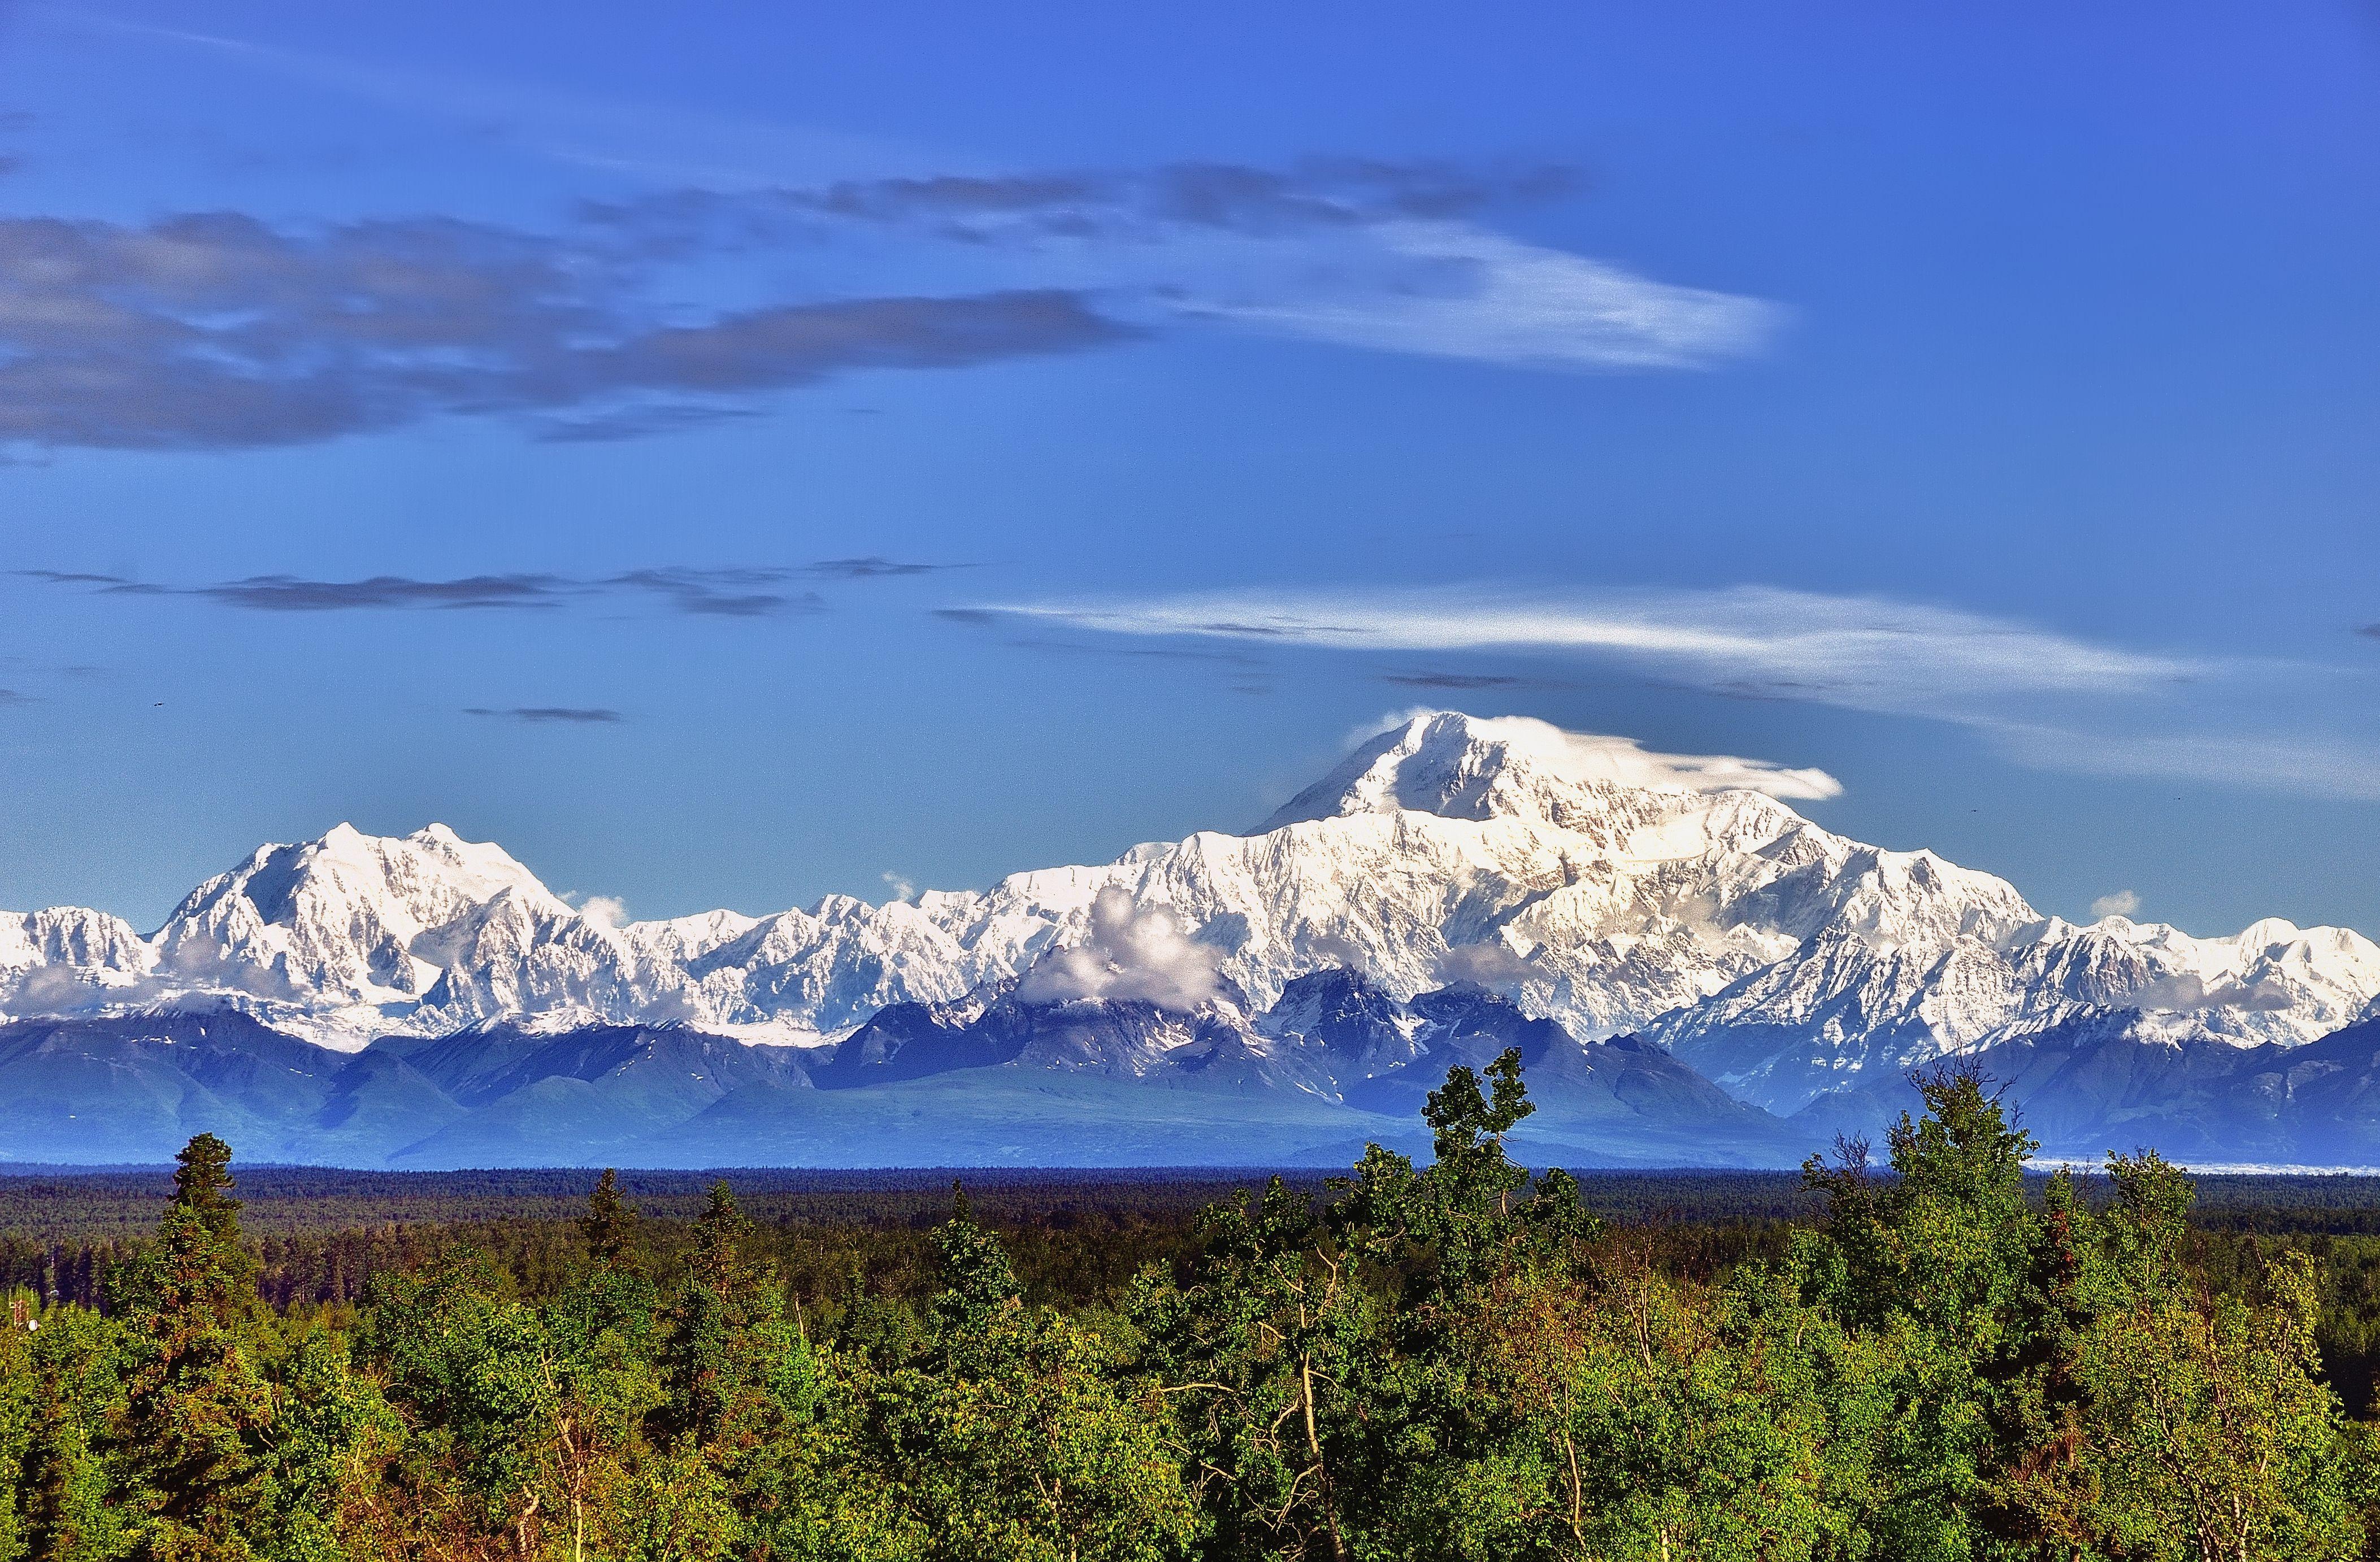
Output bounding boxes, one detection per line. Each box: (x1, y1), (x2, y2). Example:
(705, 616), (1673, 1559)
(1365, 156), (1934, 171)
(660, 1181), (811, 1456)
(581, 1169), (640, 1271)
(115, 1135), (274, 1562)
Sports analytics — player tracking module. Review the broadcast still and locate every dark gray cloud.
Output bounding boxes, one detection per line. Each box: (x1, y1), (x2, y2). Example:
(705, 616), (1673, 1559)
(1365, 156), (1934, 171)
(0, 208), (1131, 451)
(1383, 671), (1525, 691)
(2359, 623), (2380, 641)
(810, 556), (964, 578)
(583, 158), (1579, 249)
(602, 568), (826, 617)
(15, 566), (839, 617)
(0, 689), (32, 706)
(199, 573), (567, 611)
(465, 706), (624, 724)
(0, 156), (1599, 452)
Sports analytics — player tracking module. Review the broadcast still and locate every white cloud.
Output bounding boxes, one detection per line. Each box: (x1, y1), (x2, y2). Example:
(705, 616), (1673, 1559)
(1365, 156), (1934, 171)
(880, 871), (918, 902)
(1180, 221), (1782, 371)
(1988, 723), (2380, 803)
(2130, 973), (2298, 1013)
(993, 584), (2201, 717)
(985, 584), (2380, 801)
(51, 27), (1777, 389)
(1014, 886), (1222, 1012)
(2090, 889), (2141, 919)
(1371, 707), (1843, 801)
(1432, 941), (1539, 991)
(571, 894), (630, 930)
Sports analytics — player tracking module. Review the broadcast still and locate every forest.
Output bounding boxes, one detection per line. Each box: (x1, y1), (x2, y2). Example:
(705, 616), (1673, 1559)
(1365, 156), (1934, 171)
(4, 1054), (2380, 1561)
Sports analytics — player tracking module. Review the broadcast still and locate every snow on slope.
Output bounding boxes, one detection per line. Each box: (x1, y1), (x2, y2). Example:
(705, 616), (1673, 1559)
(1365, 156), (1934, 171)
(2, 713), (2374, 1107)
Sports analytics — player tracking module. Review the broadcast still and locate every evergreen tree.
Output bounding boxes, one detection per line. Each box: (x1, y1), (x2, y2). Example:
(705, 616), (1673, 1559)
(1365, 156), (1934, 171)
(8, 1050), (2380, 1561)
(114, 1135), (275, 1562)
(657, 1178), (818, 1554)
(924, 1186), (1024, 1363)
(581, 1169), (640, 1271)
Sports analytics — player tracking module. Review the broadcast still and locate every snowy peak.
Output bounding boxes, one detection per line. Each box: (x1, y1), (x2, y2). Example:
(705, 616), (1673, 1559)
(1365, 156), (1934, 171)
(0, 713), (2372, 1104)
(145, 823), (592, 1016)
(160, 823), (567, 941)
(1258, 711), (1838, 838)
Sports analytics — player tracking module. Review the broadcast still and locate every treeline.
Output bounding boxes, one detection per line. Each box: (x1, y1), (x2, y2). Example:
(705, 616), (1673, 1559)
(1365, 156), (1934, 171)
(1, 1058), (2375, 1559)
(0, 1168), (1353, 1245)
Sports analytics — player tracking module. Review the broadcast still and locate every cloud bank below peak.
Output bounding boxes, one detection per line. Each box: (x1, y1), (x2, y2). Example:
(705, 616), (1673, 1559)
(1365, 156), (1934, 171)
(1013, 885), (1224, 1012)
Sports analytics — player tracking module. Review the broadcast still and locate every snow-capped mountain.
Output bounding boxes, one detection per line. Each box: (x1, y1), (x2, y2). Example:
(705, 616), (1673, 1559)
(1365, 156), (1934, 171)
(4, 711), (2375, 1116)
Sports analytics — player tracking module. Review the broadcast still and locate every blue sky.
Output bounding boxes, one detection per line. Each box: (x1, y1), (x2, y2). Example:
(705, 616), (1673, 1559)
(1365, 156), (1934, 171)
(1, 1), (2375, 937)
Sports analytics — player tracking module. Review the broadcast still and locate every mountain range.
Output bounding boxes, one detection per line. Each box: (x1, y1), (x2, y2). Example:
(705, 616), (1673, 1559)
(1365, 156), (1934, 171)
(4, 711), (2375, 1168)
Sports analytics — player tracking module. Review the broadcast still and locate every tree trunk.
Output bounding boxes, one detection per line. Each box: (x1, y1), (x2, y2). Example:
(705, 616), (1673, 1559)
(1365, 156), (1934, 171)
(1301, 1354), (1347, 1562)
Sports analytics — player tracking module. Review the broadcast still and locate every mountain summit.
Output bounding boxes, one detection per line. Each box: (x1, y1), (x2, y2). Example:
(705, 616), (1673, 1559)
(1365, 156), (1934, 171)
(3, 711), (2374, 1114)
(1260, 710), (1842, 833)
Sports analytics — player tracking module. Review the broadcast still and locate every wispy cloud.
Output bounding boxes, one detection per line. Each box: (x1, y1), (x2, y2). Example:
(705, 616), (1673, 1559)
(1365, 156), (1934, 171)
(650, 163), (1778, 372)
(1985, 723), (2380, 804)
(56, 12), (907, 189)
(18, 560), (952, 616)
(936, 606), (1267, 668)
(464, 706), (624, 724)
(583, 159), (1581, 247)
(0, 28), (1770, 456)
(979, 584), (2377, 800)
(983, 584), (2200, 712)
(1174, 222), (1782, 371)
(2091, 889), (2140, 918)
